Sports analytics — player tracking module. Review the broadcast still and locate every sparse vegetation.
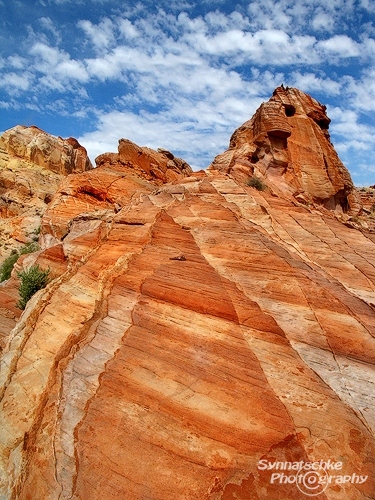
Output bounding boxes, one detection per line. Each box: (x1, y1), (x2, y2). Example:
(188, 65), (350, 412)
(31, 226), (41, 241)
(19, 242), (39, 255)
(247, 176), (266, 191)
(0, 251), (19, 282)
(17, 264), (50, 310)
(0, 242), (40, 282)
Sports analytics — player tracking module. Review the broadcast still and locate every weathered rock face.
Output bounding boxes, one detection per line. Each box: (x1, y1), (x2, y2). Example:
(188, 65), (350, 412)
(0, 126), (93, 255)
(1, 125), (93, 175)
(0, 126), (93, 348)
(96, 138), (193, 184)
(1, 92), (375, 500)
(209, 86), (361, 214)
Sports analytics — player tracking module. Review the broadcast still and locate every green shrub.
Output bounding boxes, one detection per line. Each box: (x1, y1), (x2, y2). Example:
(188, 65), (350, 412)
(19, 242), (39, 255)
(0, 242), (40, 282)
(0, 251), (20, 282)
(17, 264), (50, 310)
(247, 176), (266, 191)
(31, 226), (41, 242)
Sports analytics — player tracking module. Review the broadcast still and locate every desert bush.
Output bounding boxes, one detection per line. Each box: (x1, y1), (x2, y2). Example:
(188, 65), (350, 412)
(19, 242), (39, 255)
(31, 226), (41, 242)
(17, 264), (50, 310)
(247, 176), (266, 191)
(0, 251), (19, 282)
(0, 242), (40, 282)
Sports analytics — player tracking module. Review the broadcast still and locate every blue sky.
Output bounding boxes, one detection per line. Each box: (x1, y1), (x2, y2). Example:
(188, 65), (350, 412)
(1, 0), (375, 185)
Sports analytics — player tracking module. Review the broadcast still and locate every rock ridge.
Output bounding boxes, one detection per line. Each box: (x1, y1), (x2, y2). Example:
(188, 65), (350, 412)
(209, 86), (361, 215)
(0, 89), (375, 499)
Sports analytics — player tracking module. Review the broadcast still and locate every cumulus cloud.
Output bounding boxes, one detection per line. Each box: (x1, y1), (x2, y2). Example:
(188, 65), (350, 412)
(0, 72), (31, 92)
(77, 18), (116, 51)
(29, 42), (89, 86)
(317, 35), (361, 57)
(1, 1), (375, 182)
(289, 72), (342, 95)
(312, 10), (335, 32)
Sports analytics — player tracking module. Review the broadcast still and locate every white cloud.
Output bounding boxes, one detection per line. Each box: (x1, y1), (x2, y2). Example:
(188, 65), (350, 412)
(312, 10), (335, 32)
(7, 55), (27, 69)
(342, 70), (375, 112)
(77, 18), (116, 51)
(360, 0), (375, 13)
(317, 35), (361, 57)
(29, 42), (89, 85)
(40, 16), (61, 42)
(118, 19), (139, 39)
(290, 72), (342, 95)
(329, 106), (375, 150)
(0, 72), (31, 92)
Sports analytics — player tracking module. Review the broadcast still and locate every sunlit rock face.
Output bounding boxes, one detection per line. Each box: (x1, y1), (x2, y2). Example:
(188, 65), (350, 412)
(0, 126), (93, 346)
(209, 86), (361, 214)
(96, 138), (193, 184)
(0, 91), (375, 500)
(1, 125), (93, 175)
(0, 125), (93, 253)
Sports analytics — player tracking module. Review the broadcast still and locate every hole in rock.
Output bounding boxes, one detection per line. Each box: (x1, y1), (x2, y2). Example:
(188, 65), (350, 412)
(284, 105), (296, 117)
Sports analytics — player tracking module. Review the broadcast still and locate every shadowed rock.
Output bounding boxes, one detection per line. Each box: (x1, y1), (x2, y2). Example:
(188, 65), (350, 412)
(209, 86), (361, 214)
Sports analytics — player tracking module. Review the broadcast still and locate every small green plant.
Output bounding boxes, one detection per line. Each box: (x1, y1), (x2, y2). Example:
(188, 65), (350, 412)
(17, 264), (50, 310)
(19, 242), (39, 255)
(0, 251), (19, 282)
(31, 226), (41, 242)
(0, 242), (40, 282)
(247, 176), (266, 191)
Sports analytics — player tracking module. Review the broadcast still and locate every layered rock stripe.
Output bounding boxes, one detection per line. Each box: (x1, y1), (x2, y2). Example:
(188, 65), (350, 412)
(0, 89), (374, 499)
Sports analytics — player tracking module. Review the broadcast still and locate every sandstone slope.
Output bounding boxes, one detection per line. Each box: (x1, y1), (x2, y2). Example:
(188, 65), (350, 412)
(0, 91), (375, 500)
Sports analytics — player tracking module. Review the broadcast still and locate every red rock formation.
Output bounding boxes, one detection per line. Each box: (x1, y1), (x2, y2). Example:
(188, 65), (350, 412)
(0, 126), (93, 255)
(1, 92), (375, 499)
(209, 86), (361, 214)
(96, 138), (193, 184)
(0, 126), (93, 348)
(1, 125), (92, 175)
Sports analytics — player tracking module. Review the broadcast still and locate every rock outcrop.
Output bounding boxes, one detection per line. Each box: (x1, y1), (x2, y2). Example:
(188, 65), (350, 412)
(1, 91), (375, 500)
(96, 138), (193, 184)
(1, 125), (92, 175)
(209, 86), (361, 214)
(0, 126), (93, 257)
(0, 126), (93, 348)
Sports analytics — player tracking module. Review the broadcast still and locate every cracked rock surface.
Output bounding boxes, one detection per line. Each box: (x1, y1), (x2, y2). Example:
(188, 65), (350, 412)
(0, 90), (375, 499)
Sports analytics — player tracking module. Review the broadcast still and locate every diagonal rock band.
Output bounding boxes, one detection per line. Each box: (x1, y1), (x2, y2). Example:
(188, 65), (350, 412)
(0, 87), (374, 500)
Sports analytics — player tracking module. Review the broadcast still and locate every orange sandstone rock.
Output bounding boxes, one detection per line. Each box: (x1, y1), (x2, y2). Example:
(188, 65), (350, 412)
(0, 126), (93, 348)
(0, 91), (375, 500)
(209, 86), (361, 215)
